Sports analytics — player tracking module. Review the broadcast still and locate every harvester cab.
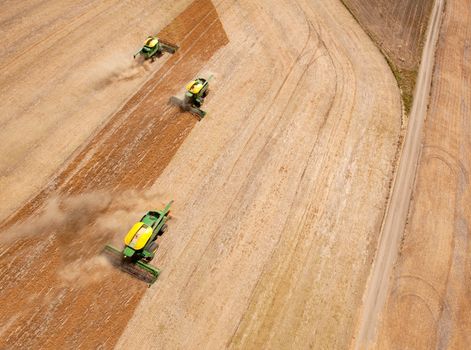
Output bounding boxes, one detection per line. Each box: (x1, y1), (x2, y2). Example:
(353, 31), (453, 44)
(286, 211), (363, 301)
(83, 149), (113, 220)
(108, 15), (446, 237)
(133, 36), (179, 60)
(103, 201), (173, 285)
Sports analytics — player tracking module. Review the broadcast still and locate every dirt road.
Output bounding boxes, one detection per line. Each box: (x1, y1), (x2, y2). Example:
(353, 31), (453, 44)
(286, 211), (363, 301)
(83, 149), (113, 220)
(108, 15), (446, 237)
(116, 0), (402, 348)
(352, 0), (445, 347)
(375, 0), (471, 347)
(1, 0), (403, 348)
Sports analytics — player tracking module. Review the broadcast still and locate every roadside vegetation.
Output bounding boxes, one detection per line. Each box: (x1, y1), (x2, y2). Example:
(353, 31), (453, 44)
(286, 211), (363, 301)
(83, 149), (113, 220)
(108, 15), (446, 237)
(340, 0), (432, 116)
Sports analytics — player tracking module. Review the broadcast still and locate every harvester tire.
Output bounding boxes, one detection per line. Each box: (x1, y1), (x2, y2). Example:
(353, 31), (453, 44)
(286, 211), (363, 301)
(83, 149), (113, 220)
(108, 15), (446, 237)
(149, 241), (159, 252)
(158, 224), (168, 236)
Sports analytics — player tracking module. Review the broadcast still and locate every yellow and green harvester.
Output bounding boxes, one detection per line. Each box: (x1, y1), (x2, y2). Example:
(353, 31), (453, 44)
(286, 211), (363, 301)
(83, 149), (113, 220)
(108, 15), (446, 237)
(133, 36), (178, 60)
(104, 201), (173, 284)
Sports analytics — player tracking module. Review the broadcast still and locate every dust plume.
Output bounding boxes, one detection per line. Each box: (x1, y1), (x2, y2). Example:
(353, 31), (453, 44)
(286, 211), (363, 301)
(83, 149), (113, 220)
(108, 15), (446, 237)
(0, 192), (112, 244)
(58, 255), (113, 287)
(0, 189), (172, 284)
(1, 189), (171, 243)
(95, 54), (153, 90)
(107, 58), (152, 83)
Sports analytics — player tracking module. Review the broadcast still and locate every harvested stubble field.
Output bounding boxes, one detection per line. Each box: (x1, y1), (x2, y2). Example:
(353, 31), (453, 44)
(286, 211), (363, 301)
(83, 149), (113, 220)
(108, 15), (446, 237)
(2, 0), (467, 349)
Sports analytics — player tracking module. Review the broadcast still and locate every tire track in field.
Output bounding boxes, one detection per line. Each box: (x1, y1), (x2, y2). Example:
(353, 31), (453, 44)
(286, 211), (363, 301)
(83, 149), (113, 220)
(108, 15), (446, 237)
(117, 0), (402, 347)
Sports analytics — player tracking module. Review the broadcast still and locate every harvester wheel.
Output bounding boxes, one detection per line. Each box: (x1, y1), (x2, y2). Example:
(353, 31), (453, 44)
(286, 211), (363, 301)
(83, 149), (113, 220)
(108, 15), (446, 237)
(158, 224), (168, 236)
(195, 98), (204, 108)
(149, 241), (159, 252)
(203, 90), (209, 98)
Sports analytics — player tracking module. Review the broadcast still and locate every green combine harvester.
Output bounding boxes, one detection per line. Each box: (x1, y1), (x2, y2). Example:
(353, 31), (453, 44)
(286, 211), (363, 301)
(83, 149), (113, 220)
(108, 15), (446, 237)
(103, 201), (173, 285)
(171, 75), (213, 119)
(133, 36), (179, 60)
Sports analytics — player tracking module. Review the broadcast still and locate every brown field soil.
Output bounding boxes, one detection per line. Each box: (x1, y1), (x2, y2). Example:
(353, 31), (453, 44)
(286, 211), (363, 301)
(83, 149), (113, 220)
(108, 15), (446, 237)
(375, 0), (471, 348)
(0, 1), (228, 348)
(1, 0), (404, 349)
(341, 0), (434, 113)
